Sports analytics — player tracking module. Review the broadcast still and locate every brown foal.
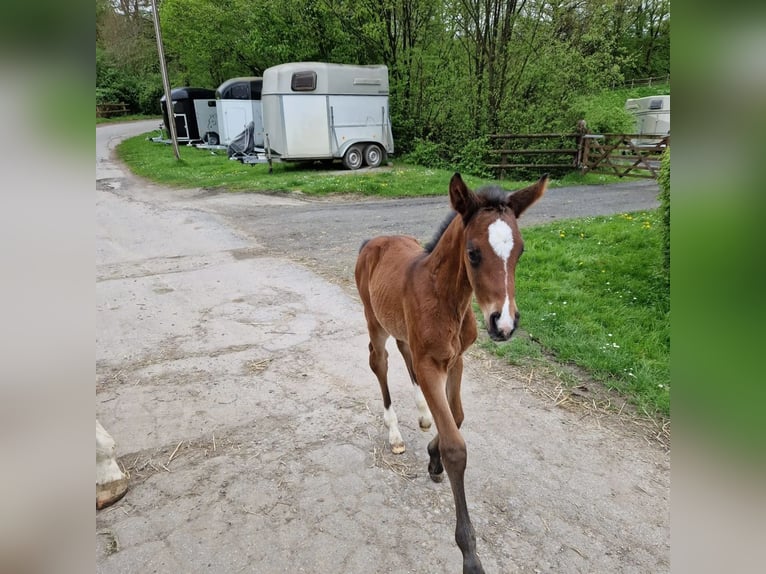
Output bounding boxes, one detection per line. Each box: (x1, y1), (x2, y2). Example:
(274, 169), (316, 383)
(355, 173), (548, 573)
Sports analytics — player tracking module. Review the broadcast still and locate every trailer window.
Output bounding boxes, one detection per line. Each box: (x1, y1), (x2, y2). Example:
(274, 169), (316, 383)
(292, 71), (317, 92)
(231, 84), (250, 99)
(649, 99), (664, 110)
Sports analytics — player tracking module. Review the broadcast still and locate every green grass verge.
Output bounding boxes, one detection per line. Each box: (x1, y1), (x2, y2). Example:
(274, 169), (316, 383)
(115, 132), (624, 197)
(97, 114), (161, 125)
(484, 210), (670, 418)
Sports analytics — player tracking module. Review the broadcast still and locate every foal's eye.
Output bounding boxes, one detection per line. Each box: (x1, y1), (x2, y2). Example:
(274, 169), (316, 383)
(467, 248), (482, 267)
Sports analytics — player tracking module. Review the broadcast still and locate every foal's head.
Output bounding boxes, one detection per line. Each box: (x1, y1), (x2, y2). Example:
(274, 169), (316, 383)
(449, 173), (548, 341)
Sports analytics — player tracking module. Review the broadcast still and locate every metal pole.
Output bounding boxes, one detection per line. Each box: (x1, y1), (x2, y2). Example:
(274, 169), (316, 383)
(151, 0), (180, 160)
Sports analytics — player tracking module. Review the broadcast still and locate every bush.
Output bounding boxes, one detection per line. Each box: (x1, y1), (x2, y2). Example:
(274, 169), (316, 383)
(402, 138), (449, 170)
(136, 77), (164, 115)
(451, 136), (493, 179)
(658, 147), (670, 280)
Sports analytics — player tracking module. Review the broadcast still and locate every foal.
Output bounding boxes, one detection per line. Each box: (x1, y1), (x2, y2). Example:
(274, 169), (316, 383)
(355, 173), (547, 573)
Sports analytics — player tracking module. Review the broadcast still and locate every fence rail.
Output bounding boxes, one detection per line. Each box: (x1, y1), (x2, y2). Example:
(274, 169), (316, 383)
(487, 133), (580, 179)
(96, 102), (130, 118)
(613, 74), (670, 89)
(581, 134), (669, 178)
(487, 130), (668, 180)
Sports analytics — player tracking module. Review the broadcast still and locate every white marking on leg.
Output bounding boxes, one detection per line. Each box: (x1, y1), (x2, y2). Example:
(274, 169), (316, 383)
(383, 405), (405, 454)
(413, 385), (433, 431)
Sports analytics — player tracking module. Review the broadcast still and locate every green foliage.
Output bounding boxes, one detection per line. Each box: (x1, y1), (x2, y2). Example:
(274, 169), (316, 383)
(451, 137), (494, 179)
(97, 0), (670, 153)
(401, 139), (449, 171)
(96, 48), (134, 105)
(658, 147), (671, 279)
(569, 93), (636, 133)
(401, 136), (494, 179)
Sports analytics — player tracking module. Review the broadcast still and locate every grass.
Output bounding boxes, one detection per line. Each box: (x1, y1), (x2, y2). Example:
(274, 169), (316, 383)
(97, 114), (161, 125)
(116, 131), (623, 197)
(482, 210), (670, 418)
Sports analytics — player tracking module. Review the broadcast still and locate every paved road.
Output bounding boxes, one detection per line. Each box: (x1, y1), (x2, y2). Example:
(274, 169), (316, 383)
(96, 120), (668, 573)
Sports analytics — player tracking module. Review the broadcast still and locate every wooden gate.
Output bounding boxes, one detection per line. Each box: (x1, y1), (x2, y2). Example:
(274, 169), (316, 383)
(487, 130), (668, 180)
(487, 134), (580, 179)
(580, 134), (669, 179)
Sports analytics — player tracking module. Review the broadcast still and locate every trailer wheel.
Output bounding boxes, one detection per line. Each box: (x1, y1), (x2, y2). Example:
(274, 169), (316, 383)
(363, 144), (384, 168)
(342, 145), (364, 170)
(204, 132), (220, 146)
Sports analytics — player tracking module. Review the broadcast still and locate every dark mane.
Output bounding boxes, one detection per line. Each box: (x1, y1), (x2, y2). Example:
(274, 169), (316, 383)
(424, 186), (509, 253)
(424, 212), (457, 253)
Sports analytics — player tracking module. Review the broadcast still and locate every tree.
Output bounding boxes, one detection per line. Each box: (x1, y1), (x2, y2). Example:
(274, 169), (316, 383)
(96, 0), (669, 151)
(96, 0), (161, 112)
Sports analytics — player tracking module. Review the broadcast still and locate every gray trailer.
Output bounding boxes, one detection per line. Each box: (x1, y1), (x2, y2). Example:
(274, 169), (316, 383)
(625, 95), (670, 146)
(261, 62), (394, 169)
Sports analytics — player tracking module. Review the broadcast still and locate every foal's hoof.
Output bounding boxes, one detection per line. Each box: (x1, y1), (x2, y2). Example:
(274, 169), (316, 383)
(391, 442), (406, 455)
(463, 555), (485, 574)
(418, 417), (432, 431)
(428, 470), (444, 483)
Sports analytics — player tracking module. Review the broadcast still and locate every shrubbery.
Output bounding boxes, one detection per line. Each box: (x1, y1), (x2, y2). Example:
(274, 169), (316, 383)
(402, 139), (449, 170)
(451, 137), (494, 179)
(658, 147), (670, 281)
(403, 137), (494, 179)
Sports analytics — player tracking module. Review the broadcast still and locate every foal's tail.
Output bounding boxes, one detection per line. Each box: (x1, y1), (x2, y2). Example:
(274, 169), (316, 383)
(358, 239), (370, 253)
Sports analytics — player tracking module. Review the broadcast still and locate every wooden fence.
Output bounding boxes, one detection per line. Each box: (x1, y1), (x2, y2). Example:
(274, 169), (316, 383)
(612, 74), (670, 89)
(96, 102), (130, 118)
(487, 131), (668, 180)
(580, 134), (669, 179)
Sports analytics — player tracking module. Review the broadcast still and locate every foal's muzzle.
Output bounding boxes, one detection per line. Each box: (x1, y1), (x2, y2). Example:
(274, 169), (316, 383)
(488, 311), (520, 341)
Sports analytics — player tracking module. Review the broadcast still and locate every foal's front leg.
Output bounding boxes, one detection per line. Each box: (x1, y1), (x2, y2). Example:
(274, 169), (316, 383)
(419, 361), (485, 574)
(427, 355), (466, 482)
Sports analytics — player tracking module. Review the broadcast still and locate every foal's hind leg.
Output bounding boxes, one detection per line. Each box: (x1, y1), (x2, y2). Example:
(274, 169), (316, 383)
(395, 339), (433, 431)
(367, 328), (406, 454)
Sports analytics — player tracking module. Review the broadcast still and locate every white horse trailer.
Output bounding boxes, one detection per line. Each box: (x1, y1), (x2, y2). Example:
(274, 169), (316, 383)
(625, 95), (670, 146)
(261, 62), (394, 169)
(215, 77), (264, 147)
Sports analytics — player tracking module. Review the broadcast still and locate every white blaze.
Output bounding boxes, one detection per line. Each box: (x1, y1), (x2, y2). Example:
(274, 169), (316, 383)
(487, 218), (516, 333)
(488, 219), (514, 260)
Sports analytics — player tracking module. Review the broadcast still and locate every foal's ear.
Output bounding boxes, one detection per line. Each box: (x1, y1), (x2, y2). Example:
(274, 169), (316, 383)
(449, 173), (478, 218)
(507, 174), (549, 218)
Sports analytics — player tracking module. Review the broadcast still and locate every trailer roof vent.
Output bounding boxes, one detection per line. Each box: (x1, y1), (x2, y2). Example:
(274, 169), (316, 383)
(649, 98), (664, 110)
(292, 71), (317, 92)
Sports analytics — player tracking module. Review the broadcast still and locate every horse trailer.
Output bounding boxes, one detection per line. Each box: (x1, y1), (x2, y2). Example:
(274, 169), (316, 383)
(159, 87), (218, 144)
(261, 62), (394, 169)
(215, 77), (264, 147)
(625, 95), (670, 145)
